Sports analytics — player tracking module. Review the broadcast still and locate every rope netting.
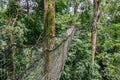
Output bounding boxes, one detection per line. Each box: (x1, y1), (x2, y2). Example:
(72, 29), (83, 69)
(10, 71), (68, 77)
(0, 26), (76, 80)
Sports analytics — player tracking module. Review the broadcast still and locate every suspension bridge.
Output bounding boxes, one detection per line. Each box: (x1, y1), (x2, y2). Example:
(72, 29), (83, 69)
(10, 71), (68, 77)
(0, 26), (77, 80)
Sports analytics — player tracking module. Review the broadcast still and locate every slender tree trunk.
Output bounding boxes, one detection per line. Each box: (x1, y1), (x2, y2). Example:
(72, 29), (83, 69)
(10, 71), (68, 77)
(91, 0), (100, 63)
(43, 0), (55, 79)
(10, 31), (16, 79)
(7, 9), (18, 79)
(73, 0), (79, 15)
(6, 17), (16, 79)
(26, 0), (29, 13)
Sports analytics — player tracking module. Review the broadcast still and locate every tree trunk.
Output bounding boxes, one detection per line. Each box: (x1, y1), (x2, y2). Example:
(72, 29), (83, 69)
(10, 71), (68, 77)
(10, 31), (16, 79)
(26, 0), (29, 13)
(91, 0), (100, 63)
(43, 0), (55, 79)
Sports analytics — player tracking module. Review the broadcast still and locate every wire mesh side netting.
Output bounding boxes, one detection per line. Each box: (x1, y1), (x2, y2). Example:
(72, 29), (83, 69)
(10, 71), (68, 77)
(0, 0), (77, 80)
(12, 27), (76, 80)
(0, 24), (76, 80)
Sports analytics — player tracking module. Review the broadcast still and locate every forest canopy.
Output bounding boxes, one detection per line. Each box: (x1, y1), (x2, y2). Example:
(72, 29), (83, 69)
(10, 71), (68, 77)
(0, 0), (120, 80)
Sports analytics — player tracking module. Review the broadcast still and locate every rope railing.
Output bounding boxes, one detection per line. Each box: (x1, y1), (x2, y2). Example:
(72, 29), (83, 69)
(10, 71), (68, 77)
(0, 26), (77, 80)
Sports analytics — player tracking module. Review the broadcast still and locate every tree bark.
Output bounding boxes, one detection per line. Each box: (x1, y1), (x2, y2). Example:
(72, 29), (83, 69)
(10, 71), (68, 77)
(91, 0), (100, 63)
(43, 0), (55, 79)
(10, 31), (16, 79)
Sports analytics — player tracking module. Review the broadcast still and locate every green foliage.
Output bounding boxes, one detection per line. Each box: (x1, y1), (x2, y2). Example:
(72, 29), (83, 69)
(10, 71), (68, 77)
(97, 23), (120, 80)
(56, 13), (80, 34)
(22, 14), (43, 44)
(0, 0), (120, 80)
(7, 0), (20, 18)
(60, 31), (101, 80)
(55, 0), (68, 13)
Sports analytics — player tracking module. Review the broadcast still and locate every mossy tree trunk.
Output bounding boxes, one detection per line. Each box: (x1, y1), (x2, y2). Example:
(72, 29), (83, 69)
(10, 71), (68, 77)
(43, 0), (55, 79)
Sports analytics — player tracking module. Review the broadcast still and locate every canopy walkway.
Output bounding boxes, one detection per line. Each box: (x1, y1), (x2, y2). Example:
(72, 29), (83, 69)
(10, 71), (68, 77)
(0, 27), (77, 80)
